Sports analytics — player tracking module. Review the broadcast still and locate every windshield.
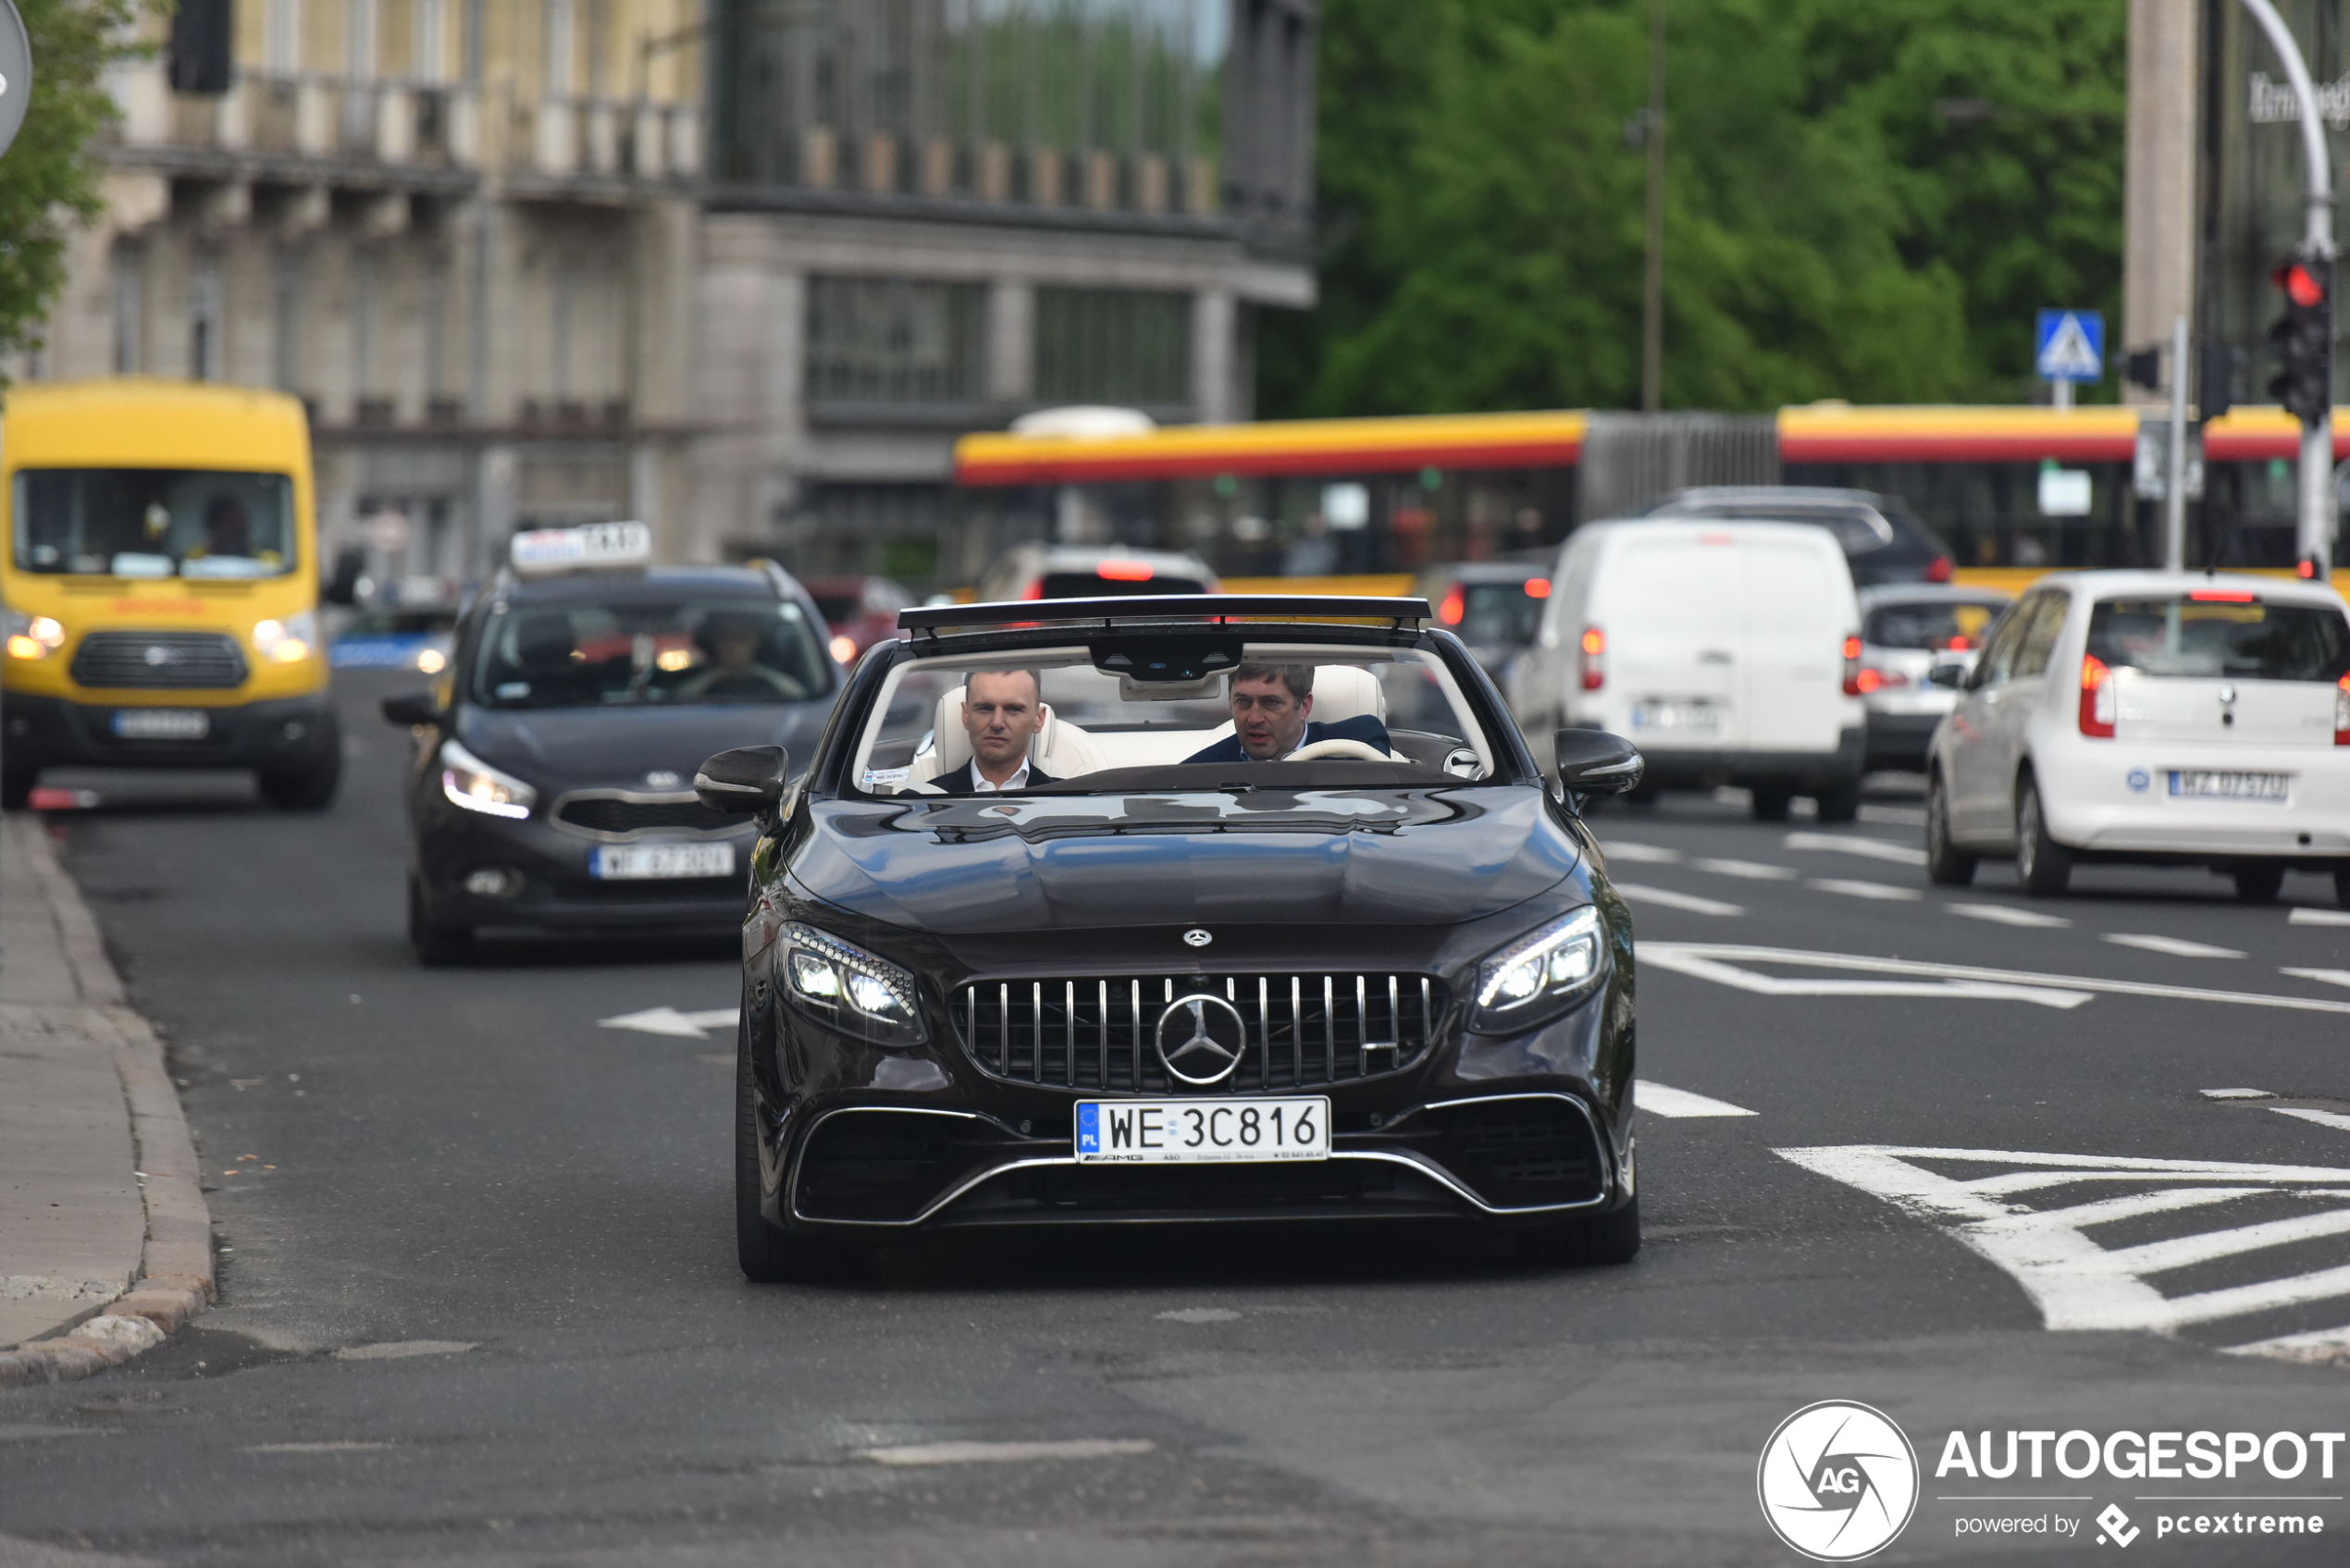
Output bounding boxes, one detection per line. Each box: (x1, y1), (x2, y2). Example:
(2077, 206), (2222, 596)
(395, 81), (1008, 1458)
(1864, 599), (2006, 651)
(2086, 597), (2350, 682)
(13, 468), (297, 577)
(851, 644), (1504, 796)
(1447, 581), (1545, 647)
(470, 599), (832, 710)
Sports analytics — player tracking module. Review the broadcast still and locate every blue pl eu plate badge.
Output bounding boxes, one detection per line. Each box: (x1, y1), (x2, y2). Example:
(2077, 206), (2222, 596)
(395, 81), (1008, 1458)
(1078, 1104), (1101, 1154)
(2128, 768), (2151, 792)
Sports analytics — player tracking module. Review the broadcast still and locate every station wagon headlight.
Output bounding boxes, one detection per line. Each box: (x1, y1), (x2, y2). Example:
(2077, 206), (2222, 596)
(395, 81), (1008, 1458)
(253, 611), (317, 664)
(4, 608), (64, 660)
(1474, 906), (1604, 1028)
(439, 737), (537, 819)
(781, 921), (927, 1045)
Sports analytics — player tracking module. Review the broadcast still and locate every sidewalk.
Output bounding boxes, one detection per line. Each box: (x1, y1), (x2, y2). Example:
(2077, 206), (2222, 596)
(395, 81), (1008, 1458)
(0, 813), (213, 1383)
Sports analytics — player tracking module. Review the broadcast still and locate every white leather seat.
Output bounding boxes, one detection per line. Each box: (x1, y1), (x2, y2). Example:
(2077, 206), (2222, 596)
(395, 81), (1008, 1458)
(1307, 663), (1387, 724)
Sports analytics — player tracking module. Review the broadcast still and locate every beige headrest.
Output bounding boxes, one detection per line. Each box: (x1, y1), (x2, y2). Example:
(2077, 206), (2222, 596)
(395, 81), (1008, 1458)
(1308, 664), (1386, 724)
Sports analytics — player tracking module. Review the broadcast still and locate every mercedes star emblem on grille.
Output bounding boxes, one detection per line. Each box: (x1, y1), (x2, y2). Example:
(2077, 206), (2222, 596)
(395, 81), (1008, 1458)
(1155, 993), (1246, 1086)
(643, 770), (682, 789)
(1182, 928), (1213, 947)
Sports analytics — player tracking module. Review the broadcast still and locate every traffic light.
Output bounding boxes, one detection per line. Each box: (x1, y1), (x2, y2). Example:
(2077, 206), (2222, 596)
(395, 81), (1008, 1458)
(2268, 251), (2333, 425)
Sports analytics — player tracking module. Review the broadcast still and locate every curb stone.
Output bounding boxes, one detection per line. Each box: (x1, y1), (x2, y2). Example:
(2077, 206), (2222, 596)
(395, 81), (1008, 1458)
(0, 819), (213, 1389)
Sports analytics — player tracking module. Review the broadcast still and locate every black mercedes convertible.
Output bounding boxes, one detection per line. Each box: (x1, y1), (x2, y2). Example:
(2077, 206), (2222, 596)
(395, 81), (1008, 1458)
(695, 595), (1645, 1278)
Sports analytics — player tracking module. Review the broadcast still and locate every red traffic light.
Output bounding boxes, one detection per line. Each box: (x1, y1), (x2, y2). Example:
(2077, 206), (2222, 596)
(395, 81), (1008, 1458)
(2276, 262), (2328, 307)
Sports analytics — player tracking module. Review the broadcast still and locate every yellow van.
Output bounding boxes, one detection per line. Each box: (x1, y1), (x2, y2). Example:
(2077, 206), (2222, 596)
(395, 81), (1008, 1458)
(0, 379), (338, 809)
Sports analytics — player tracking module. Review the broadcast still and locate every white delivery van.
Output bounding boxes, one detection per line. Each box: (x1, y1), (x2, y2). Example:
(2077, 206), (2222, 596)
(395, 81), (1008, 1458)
(1508, 519), (1868, 820)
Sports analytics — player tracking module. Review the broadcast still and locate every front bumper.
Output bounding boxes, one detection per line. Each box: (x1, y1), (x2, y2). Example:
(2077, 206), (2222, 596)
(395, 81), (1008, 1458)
(1634, 726), (1866, 792)
(413, 796), (755, 932)
(2, 689), (333, 772)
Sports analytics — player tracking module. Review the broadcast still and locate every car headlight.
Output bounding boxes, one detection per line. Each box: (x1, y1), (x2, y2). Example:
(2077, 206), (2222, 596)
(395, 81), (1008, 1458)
(415, 647), (447, 674)
(254, 611), (318, 664)
(5, 608), (65, 661)
(439, 737), (537, 819)
(781, 921), (927, 1046)
(1473, 906), (1605, 1029)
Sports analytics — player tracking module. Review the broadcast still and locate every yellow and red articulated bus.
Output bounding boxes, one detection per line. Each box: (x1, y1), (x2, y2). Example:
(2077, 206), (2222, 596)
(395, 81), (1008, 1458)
(954, 403), (2350, 597)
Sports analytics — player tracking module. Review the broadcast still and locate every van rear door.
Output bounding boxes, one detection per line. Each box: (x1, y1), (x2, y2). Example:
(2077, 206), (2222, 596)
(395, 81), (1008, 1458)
(1740, 532), (1859, 753)
(1606, 529), (1748, 750)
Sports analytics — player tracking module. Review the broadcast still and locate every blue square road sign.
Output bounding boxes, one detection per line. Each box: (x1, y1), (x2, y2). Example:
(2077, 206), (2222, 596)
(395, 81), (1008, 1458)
(2035, 310), (2105, 382)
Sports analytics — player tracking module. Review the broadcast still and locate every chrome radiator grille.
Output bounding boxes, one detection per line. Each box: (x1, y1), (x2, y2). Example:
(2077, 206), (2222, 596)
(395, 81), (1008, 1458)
(952, 973), (1444, 1092)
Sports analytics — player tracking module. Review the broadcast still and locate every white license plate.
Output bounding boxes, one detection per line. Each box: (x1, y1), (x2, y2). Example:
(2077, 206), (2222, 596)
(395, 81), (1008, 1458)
(1074, 1097), (1330, 1164)
(1630, 703), (1722, 734)
(111, 709), (208, 740)
(2168, 770), (2290, 801)
(588, 842), (736, 880)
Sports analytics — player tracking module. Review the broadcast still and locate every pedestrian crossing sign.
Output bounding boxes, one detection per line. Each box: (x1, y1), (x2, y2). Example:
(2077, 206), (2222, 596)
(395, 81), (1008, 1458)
(2035, 310), (2105, 382)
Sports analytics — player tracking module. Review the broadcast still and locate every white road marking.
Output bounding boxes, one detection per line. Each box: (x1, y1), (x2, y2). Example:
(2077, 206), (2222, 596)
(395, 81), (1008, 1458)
(1948, 903), (2072, 929)
(1635, 1080), (1758, 1118)
(1612, 883), (1744, 917)
(2222, 1324), (2350, 1364)
(1157, 1307), (1241, 1324)
(333, 1340), (476, 1361)
(1639, 946), (2091, 1009)
(243, 1441), (402, 1453)
(1859, 805), (1928, 827)
(862, 1439), (1156, 1466)
(2273, 1107), (2350, 1133)
(2290, 907), (2350, 926)
(597, 1006), (741, 1039)
(1782, 831), (1928, 867)
(1808, 877), (1923, 901)
(1692, 858), (1797, 881)
(1638, 942), (2350, 1017)
(2201, 1088), (2273, 1100)
(1600, 840), (1683, 864)
(2282, 968), (2350, 989)
(1776, 1144), (2350, 1337)
(2103, 932), (2245, 959)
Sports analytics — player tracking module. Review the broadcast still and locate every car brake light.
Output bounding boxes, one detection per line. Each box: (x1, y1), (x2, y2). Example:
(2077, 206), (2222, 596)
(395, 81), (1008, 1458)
(1944, 635), (1972, 651)
(2188, 588), (2258, 603)
(1020, 580), (1044, 600)
(1924, 555), (1954, 583)
(1439, 585), (1466, 625)
(2080, 654), (2117, 737)
(1840, 636), (1863, 696)
(1855, 669), (1882, 694)
(1579, 626), (1605, 691)
(2335, 673), (2350, 746)
(1525, 577), (1552, 599)
(1095, 560), (1154, 582)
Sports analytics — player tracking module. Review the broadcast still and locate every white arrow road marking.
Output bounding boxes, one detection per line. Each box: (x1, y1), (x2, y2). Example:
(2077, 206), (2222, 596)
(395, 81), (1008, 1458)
(2222, 1324), (2350, 1364)
(2202, 1088), (2273, 1100)
(2104, 932), (2245, 959)
(1948, 903), (2072, 929)
(1599, 840), (1682, 863)
(1776, 1144), (2350, 1342)
(1782, 832), (1927, 866)
(1692, 858), (1797, 881)
(1639, 945), (2091, 1008)
(2274, 1107), (2350, 1133)
(1638, 943), (2350, 1017)
(862, 1439), (1155, 1466)
(1808, 877), (1923, 901)
(1612, 883), (1744, 917)
(2290, 907), (2350, 926)
(2282, 968), (2350, 989)
(597, 1006), (741, 1039)
(1634, 1080), (1757, 1118)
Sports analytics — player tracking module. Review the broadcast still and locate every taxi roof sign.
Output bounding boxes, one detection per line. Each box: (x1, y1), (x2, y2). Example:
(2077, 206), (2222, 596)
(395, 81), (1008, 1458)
(510, 522), (650, 574)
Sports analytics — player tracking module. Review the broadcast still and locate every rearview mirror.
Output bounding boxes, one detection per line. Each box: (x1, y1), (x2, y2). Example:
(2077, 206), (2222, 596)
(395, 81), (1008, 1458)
(697, 745), (788, 815)
(380, 691), (440, 727)
(1552, 729), (1644, 796)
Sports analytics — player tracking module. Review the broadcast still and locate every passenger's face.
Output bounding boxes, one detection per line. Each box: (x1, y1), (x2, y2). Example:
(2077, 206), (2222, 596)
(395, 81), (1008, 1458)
(1230, 674), (1311, 759)
(963, 671), (1043, 769)
(712, 629), (761, 669)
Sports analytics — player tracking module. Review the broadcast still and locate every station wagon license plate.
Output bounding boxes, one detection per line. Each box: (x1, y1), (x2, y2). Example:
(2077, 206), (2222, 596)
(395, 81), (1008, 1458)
(1630, 703), (1723, 734)
(2168, 770), (2290, 802)
(1074, 1097), (1330, 1164)
(588, 842), (736, 880)
(111, 709), (208, 740)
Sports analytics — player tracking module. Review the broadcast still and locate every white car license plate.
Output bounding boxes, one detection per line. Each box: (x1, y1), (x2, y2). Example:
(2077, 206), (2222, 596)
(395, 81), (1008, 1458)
(588, 842), (736, 880)
(111, 709), (208, 740)
(2168, 770), (2290, 802)
(1074, 1097), (1330, 1164)
(1630, 703), (1722, 734)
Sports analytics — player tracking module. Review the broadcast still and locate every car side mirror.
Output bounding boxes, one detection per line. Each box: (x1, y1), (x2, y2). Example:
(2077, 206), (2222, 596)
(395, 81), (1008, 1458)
(697, 745), (788, 815)
(1553, 729), (1644, 796)
(380, 691), (441, 727)
(1924, 664), (1964, 690)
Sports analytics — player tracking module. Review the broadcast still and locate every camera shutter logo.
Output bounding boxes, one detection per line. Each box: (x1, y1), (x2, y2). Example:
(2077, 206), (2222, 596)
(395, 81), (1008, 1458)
(1756, 1401), (1918, 1562)
(1154, 994), (1247, 1086)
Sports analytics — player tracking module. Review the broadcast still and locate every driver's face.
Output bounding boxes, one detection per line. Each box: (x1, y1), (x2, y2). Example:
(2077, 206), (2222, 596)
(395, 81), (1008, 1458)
(712, 629), (761, 668)
(963, 671), (1043, 769)
(1230, 675), (1311, 760)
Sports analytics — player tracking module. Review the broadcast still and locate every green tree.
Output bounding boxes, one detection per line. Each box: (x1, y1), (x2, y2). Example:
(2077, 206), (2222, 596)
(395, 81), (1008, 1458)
(0, 0), (140, 367)
(1259, 0), (2124, 416)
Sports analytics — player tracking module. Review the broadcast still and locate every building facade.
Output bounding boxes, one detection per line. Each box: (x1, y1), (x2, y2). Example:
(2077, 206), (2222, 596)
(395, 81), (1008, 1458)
(32, 0), (1315, 594)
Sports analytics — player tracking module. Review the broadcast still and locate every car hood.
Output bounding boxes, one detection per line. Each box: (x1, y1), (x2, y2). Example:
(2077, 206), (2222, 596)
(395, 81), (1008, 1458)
(457, 700), (834, 788)
(790, 785), (1582, 933)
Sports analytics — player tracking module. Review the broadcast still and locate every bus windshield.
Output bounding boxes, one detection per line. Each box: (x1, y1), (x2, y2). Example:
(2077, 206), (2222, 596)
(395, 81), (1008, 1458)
(13, 468), (297, 578)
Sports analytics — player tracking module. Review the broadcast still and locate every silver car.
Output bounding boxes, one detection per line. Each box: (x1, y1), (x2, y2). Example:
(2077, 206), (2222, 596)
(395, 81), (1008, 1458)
(1855, 584), (2013, 772)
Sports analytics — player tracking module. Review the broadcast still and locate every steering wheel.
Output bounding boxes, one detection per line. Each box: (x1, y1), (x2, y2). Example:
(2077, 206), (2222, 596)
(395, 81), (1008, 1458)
(682, 665), (803, 700)
(1286, 738), (1393, 762)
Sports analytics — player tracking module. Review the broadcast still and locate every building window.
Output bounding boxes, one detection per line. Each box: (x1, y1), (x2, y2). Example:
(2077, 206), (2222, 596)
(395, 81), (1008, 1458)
(189, 258), (222, 380)
(412, 0), (445, 80)
(544, 0), (574, 97)
(110, 241), (142, 374)
(805, 277), (985, 405)
(1033, 288), (1189, 407)
(349, 0), (377, 79)
(265, 0), (301, 71)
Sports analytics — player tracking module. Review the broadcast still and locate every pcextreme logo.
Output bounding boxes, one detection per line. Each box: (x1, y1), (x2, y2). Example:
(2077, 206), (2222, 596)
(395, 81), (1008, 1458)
(1758, 1401), (1922, 1562)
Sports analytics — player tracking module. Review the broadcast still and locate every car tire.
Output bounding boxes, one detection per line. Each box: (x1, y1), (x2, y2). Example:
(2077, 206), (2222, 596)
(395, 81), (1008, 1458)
(2014, 775), (2072, 897)
(1924, 772), (1976, 887)
(2232, 863), (2287, 904)
(1750, 787), (1794, 822)
(1, 767), (35, 811)
(736, 1008), (822, 1284)
(1519, 1195), (1641, 1267)
(257, 711), (342, 810)
(1812, 781), (1862, 823)
(408, 877), (471, 966)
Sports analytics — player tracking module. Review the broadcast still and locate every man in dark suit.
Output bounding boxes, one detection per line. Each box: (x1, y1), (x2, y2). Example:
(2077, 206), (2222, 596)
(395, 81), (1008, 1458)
(929, 668), (1058, 794)
(1181, 662), (1393, 764)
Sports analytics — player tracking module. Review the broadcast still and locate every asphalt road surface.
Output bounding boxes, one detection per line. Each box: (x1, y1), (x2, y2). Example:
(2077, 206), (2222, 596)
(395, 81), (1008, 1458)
(6, 675), (2350, 1566)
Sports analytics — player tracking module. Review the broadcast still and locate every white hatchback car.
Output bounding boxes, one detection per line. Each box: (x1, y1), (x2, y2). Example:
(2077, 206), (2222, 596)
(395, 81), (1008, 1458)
(1924, 570), (2350, 905)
